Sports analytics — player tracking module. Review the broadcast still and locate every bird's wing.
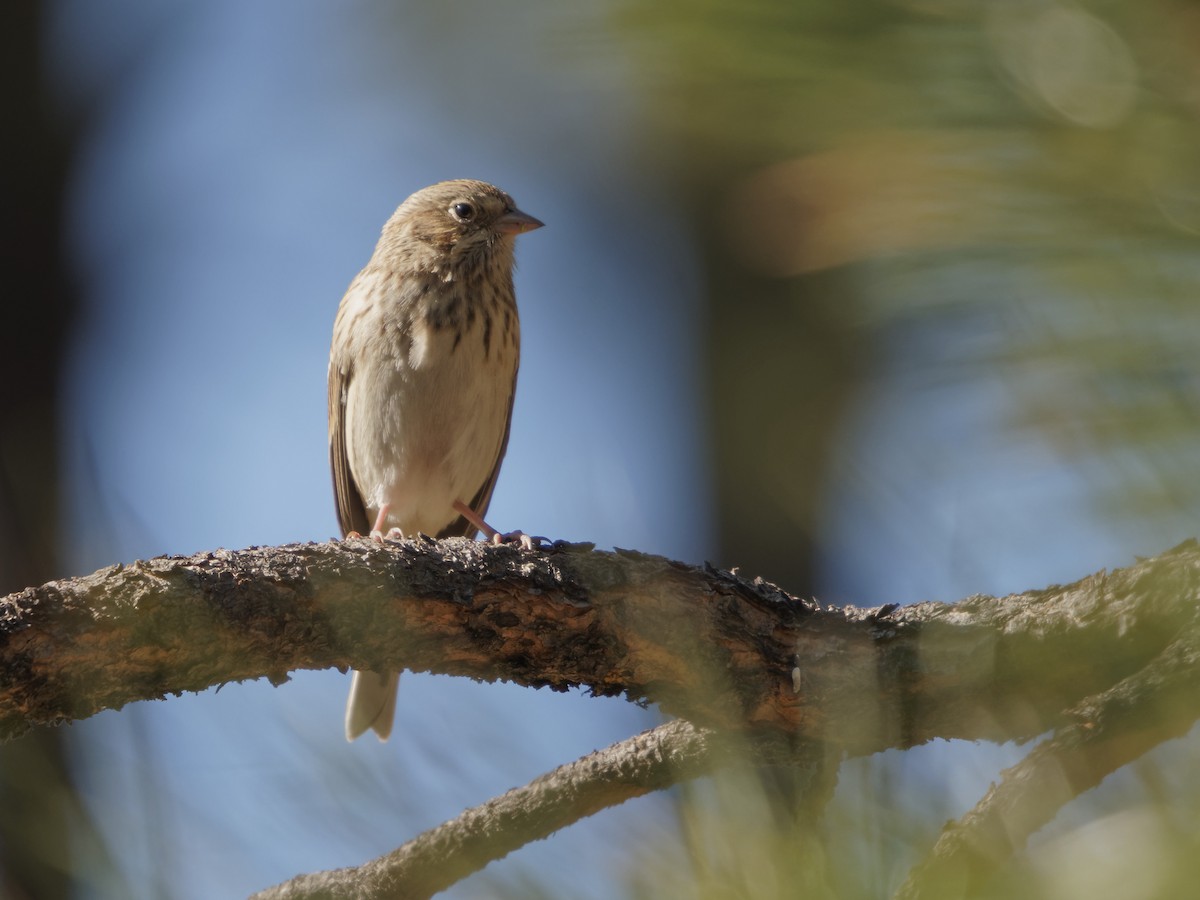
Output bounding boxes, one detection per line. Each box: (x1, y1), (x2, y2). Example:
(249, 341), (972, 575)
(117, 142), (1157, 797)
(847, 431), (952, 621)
(329, 308), (371, 538)
(437, 364), (518, 540)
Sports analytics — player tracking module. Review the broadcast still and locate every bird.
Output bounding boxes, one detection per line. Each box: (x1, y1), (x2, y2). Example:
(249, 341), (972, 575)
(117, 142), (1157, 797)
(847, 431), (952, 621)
(327, 179), (543, 741)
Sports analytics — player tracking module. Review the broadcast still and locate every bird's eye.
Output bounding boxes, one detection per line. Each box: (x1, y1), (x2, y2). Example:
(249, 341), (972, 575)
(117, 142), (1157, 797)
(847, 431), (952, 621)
(451, 202), (475, 221)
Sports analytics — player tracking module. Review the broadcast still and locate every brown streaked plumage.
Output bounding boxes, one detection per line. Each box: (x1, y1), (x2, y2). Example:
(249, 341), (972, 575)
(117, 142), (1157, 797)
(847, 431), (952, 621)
(329, 179), (542, 741)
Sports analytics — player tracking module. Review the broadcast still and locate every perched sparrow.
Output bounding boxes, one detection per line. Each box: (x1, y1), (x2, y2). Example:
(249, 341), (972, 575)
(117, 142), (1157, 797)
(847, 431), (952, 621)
(328, 179), (543, 741)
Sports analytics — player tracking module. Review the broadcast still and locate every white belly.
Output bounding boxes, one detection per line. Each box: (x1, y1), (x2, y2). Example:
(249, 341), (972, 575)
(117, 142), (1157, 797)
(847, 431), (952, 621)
(344, 310), (516, 536)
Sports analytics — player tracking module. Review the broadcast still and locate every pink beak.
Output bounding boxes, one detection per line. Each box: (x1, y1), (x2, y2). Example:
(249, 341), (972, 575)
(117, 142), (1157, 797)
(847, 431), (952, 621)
(495, 208), (545, 235)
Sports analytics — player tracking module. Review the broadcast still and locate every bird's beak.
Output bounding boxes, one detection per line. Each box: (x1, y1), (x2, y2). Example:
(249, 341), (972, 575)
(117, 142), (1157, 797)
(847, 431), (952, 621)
(495, 208), (544, 235)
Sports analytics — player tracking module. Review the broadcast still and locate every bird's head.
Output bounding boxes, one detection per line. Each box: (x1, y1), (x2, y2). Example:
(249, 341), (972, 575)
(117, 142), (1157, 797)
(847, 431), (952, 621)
(380, 179), (543, 274)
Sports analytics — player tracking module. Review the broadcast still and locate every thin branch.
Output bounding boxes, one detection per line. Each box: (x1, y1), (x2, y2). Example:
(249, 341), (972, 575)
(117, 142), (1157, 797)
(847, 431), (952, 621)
(247, 719), (778, 900)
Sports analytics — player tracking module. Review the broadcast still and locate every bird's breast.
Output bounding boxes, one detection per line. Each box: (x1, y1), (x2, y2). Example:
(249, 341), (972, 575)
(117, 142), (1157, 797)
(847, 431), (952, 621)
(344, 279), (519, 535)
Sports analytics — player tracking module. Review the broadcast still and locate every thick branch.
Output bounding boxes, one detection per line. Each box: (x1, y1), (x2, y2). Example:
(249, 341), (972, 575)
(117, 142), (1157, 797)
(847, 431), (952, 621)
(2, 537), (1198, 756)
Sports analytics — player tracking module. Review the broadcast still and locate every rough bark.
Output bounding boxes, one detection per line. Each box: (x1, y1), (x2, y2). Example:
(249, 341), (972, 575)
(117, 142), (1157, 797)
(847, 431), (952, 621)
(3, 538), (1199, 758)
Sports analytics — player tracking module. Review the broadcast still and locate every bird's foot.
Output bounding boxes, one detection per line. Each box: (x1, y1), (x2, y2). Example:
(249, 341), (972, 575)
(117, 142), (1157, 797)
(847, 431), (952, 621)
(366, 504), (397, 542)
(452, 500), (542, 549)
(491, 530), (539, 550)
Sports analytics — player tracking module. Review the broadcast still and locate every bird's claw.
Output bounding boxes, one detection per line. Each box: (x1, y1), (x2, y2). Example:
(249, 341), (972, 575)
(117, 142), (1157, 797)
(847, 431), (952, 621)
(490, 530), (545, 550)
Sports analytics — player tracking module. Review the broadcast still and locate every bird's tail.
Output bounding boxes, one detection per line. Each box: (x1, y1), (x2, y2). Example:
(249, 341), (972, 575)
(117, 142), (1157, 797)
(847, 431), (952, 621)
(345, 670), (400, 741)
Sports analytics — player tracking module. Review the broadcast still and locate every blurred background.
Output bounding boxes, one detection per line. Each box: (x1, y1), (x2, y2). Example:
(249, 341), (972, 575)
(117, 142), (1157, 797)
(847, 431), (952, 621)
(3, 0), (1200, 897)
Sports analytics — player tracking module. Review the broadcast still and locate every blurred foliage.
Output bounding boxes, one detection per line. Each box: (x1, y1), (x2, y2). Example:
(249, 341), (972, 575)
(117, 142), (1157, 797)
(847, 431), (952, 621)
(618, 0), (1200, 591)
(600, 1), (1200, 897)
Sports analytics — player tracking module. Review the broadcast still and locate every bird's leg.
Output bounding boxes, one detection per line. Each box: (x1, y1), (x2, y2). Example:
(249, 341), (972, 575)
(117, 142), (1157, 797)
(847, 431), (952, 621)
(452, 499), (535, 550)
(369, 504), (392, 542)
(452, 499), (497, 539)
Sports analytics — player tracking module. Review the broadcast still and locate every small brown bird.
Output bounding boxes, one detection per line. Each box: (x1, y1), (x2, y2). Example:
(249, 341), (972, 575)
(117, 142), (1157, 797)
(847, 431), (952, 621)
(328, 179), (543, 741)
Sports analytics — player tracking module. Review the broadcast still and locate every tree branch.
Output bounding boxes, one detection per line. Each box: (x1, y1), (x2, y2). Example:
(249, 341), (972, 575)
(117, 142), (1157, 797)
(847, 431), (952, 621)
(249, 719), (797, 900)
(5, 536), (1199, 896)
(3, 537), (1199, 757)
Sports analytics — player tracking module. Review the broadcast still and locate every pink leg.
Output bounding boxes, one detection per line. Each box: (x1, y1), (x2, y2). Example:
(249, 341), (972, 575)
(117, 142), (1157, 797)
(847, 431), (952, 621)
(369, 504), (392, 542)
(452, 500), (536, 549)
(452, 499), (498, 540)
